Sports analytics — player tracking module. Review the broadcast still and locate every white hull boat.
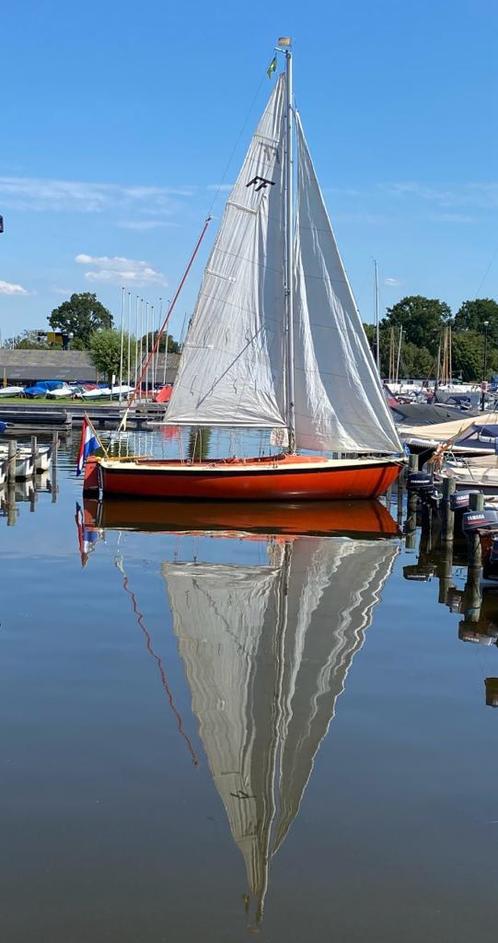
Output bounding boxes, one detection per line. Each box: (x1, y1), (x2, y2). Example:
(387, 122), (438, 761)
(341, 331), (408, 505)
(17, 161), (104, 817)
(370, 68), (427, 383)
(400, 412), (498, 456)
(0, 386), (25, 397)
(437, 454), (498, 492)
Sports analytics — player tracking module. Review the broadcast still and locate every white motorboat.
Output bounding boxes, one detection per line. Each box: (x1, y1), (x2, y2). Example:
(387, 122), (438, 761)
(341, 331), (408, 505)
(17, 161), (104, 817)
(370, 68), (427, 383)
(437, 454), (498, 492)
(400, 413), (498, 456)
(46, 384), (76, 399)
(0, 386), (24, 397)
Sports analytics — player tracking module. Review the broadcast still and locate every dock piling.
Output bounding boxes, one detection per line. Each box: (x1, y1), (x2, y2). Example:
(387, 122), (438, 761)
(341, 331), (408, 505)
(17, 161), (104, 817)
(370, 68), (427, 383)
(441, 477), (456, 543)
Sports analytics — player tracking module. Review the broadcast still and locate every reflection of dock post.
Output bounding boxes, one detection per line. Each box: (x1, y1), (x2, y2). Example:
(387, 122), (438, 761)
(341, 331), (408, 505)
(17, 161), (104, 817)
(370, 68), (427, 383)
(485, 678), (498, 707)
(51, 431), (58, 503)
(441, 477), (455, 543)
(396, 477), (403, 525)
(438, 541), (454, 604)
(7, 439), (17, 527)
(464, 493), (484, 623)
(30, 435), (38, 513)
(405, 454), (419, 550)
(31, 435), (37, 472)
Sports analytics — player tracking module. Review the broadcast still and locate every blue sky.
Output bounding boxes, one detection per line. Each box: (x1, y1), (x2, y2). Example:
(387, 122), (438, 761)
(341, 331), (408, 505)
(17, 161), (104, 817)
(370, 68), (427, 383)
(1, 0), (497, 342)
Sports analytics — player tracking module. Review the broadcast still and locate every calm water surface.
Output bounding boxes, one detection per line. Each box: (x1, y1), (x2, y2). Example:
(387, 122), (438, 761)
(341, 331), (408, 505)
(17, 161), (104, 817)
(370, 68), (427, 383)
(1, 436), (497, 942)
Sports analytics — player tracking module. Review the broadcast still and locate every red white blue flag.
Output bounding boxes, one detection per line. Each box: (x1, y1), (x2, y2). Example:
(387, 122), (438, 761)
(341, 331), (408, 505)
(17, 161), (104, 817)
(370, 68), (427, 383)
(76, 416), (100, 476)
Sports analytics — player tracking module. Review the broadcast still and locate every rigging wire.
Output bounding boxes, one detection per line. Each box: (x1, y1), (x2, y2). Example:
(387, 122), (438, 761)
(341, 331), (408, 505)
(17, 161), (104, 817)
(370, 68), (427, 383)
(114, 554), (199, 767)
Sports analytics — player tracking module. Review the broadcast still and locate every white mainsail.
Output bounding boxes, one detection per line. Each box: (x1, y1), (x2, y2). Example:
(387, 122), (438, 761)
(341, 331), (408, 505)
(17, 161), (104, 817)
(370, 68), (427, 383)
(163, 534), (397, 920)
(166, 77), (287, 429)
(292, 113), (402, 454)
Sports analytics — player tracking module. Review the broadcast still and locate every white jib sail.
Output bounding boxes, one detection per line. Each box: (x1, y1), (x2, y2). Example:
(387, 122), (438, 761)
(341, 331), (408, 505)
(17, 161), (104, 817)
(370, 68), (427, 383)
(293, 113), (402, 454)
(166, 77), (287, 428)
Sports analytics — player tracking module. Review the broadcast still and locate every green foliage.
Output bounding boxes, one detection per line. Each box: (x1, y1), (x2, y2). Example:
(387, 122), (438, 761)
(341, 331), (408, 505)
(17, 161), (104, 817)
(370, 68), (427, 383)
(383, 295), (452, 354)
(451, 331), (498, 381)
(453, 298), (498, 345)
(400, 342), (435, 379)
(5, 330), (49, 350)
(143, 332), (180, 353)
(49, 292), (113, 345)
(89, 329), (135, 382)
(188, 427), (212, 461)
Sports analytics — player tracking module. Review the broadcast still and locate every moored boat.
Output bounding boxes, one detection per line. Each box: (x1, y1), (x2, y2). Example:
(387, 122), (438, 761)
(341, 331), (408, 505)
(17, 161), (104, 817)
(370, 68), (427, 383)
(85, 39), (404, 500)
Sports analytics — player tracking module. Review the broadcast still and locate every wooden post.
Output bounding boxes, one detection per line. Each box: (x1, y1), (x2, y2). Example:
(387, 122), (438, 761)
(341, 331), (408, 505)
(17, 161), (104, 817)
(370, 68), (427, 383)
(441, 477), (456, 543)
(51, 431), (58, 503)
(408, 452), (419, 474)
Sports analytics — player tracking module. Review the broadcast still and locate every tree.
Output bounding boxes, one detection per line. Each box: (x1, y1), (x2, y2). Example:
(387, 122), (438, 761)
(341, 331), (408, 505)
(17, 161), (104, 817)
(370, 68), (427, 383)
(453, 298), (498, 346)
(89, 329), (134, 383)
(383, 295), (452, 354)
(143, 332), (180, 353)
(48, 292), (113, 345)
(4, 330), (49, 350)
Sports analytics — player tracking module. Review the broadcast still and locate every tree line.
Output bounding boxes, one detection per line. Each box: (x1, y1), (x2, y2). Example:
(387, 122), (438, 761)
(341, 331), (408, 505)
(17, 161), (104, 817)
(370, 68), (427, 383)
(4, 292), (181, 382)
(363, 296), (498, 381)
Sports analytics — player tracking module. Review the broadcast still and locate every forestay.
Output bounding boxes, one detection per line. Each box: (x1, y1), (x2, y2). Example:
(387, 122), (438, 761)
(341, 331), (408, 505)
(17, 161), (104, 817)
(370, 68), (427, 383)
(293, 113), (402, 454)
(166, 77), (287, 428)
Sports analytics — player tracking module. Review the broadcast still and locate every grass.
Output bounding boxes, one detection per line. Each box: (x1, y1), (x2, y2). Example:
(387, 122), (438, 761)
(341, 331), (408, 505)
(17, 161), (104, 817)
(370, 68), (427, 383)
(0, 396), (123, 407)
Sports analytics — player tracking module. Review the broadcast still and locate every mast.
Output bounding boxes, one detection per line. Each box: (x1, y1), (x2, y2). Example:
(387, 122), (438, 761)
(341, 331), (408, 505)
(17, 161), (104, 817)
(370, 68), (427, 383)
(374, 259), (380, 374)
(282, 38), (296, 452)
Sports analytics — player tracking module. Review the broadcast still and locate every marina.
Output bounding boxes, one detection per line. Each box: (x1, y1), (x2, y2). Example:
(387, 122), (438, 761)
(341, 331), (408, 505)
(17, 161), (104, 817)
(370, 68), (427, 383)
(1, 434), (498, 941)
(2, 8), (498, 941)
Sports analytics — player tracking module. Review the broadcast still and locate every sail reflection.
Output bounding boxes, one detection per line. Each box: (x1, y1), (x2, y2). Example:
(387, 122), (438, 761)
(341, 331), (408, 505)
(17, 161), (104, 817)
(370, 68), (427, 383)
(163, 531), (398, 923)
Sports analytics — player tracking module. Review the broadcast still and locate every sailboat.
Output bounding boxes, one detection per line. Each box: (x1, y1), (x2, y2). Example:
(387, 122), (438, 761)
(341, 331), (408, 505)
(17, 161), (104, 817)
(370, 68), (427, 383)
(163, 531), (398, 923)
(84, 39), (403, 501)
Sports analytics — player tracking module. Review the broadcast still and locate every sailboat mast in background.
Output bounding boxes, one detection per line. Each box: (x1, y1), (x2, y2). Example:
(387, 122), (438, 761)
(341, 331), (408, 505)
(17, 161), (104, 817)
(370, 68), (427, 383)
(374, 259), (380, 374)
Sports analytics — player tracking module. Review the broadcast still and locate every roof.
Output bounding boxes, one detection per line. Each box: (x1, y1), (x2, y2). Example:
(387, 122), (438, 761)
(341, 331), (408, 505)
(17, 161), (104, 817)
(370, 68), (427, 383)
(0, 349), (180, 383)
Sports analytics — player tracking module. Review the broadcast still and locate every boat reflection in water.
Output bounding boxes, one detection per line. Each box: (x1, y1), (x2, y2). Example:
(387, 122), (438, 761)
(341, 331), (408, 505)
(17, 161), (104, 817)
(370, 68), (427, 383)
(83, 497), (399, 926)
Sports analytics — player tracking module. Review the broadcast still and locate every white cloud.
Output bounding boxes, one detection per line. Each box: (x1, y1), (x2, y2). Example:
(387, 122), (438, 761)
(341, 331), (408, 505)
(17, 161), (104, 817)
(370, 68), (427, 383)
(0, 279), (28, 295)
(384, 277), (401, 287)
(0, 176), (194, 214)
(206, 183), (234, 192)
(116, 219), (179, 231)
(384, 180), (498, 210)
(75, 253), (167, 287)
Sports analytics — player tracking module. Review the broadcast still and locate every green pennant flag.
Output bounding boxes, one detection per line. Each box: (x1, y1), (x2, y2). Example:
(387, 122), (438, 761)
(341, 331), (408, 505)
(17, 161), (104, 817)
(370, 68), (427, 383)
(267, 55), (277, 79)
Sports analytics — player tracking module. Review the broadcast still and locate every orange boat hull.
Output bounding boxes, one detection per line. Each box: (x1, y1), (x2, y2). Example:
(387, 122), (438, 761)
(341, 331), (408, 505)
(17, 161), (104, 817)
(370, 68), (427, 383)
(85, 455), (402, 501)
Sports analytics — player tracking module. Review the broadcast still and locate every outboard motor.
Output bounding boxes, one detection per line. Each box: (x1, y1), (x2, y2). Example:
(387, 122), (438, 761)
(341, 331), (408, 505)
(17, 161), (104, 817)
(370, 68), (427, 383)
(462, 508), (498, 533)
(407, 471), (434, 493)
(449, 490), (480, 512)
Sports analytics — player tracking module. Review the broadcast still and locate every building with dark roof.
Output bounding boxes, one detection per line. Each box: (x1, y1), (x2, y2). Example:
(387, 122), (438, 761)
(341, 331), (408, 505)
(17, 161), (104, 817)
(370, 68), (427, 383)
(0, 350), (180, 385)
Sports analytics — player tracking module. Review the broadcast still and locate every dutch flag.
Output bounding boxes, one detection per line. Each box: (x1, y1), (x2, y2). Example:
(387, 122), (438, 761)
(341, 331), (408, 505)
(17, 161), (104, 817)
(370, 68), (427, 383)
(76, 416), (100, 476)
